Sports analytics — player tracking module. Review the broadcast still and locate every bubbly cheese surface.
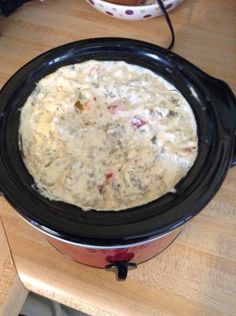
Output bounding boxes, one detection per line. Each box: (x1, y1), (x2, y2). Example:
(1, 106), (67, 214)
(19, 60), (198, 211)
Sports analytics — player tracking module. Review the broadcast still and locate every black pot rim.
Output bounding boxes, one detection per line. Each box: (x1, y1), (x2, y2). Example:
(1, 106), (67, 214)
(0, 37), (235, 246)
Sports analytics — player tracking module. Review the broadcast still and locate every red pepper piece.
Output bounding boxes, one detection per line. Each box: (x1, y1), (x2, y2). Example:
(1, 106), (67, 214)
(105, 172), (113, 183)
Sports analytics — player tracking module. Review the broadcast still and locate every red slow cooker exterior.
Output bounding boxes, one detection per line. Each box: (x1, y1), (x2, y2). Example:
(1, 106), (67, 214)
(48, 229), (180, 279)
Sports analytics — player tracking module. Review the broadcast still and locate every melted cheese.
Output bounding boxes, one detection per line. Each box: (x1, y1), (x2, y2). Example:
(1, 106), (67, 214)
(19, 60), (198, 211)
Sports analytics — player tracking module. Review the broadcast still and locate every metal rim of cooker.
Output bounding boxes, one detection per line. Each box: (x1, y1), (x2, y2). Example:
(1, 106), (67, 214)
(0, 37), (235, 246)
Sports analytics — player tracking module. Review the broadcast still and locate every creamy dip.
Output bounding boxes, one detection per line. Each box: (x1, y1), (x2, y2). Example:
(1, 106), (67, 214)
(19, 60), (198, 211)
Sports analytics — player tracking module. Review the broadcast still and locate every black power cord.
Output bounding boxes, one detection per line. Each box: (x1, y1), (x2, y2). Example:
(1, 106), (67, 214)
(156, 0), (175, 50)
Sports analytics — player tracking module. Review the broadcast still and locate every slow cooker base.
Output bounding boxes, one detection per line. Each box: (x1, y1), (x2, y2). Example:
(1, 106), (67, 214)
(47, 229), (180, 279)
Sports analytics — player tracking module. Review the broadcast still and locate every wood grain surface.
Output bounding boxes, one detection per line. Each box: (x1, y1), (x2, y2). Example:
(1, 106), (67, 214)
(0, 218), (28, 316)
(0, 0), (236, 315)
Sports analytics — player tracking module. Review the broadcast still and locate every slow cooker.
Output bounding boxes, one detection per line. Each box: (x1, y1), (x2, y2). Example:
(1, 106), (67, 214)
(0, 38), (235, 280)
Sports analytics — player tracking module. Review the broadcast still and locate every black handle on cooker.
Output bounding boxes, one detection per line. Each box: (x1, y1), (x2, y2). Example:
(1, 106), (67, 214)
(216, 81), (236, 168)
(204, 78), (236, 168)
(106, 261), (137, 280)
(183, 66), (236, 168)
(231, 135), (236, 167)
(216, 82), (236, 168)
(218, 81), (236, 167)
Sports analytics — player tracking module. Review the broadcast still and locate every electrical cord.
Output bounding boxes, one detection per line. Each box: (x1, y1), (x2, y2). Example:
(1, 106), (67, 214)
(156, 0), (175, 50)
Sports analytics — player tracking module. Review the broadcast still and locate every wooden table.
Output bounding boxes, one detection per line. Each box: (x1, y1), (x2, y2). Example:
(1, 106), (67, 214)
(0, 1), (236, 315)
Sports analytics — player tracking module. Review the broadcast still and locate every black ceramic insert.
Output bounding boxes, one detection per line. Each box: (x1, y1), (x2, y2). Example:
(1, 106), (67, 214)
(0, 38), (235, 246)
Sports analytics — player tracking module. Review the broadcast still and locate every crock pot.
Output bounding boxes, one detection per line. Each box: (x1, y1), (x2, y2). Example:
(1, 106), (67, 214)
(0, 38), (235, 280)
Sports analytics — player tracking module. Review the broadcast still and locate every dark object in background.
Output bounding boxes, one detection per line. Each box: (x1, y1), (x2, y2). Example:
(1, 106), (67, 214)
(0, 0), (31, 16)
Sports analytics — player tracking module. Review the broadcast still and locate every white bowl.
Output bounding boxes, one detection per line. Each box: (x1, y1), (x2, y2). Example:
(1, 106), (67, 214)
(86, 0), (183, 20)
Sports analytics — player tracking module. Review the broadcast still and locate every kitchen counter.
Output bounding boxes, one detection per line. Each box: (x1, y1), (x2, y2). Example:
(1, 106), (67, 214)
(0, 0), (236, 315)
(0, 219), (27, 316)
